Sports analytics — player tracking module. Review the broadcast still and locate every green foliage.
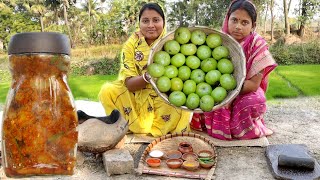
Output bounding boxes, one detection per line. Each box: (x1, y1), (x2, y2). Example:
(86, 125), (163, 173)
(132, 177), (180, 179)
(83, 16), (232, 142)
(270, 40), (320, 65)
(0, 12), (40, 49)
(70, 45), (121, 76)
(71, 55), (120, 76)
(71, 44), (121, 59)
(0, 69), (10, 82)
(294, 0), (320, 26)
(166, 0), (230, 29)
(0, 55), (10, 82)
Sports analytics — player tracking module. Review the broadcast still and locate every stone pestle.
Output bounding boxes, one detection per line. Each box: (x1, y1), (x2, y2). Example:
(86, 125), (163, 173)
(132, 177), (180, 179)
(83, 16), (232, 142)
(77, 109), (129, 153)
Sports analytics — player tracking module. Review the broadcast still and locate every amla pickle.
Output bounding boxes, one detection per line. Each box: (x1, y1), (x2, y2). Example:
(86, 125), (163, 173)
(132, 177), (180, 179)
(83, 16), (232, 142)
(2, 32), (78, 177)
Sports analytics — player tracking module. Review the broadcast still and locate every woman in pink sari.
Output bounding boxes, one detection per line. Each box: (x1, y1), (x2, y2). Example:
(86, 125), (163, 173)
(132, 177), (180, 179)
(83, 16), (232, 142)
(191, 0), (277, 140)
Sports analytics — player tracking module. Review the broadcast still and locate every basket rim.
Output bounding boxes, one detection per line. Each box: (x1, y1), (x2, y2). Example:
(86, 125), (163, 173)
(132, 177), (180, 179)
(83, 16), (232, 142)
(147, 26), (246, 113)
(137, 132), (217, 179)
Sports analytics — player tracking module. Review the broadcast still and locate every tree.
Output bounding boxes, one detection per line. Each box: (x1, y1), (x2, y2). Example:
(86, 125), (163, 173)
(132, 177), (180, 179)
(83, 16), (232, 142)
(263, 0), (269, 34)
(44, 0), (76, 47)
(270, 0), (274, 41)
(81, 0), (103, 44)
(29, 2), (47, 32)
(166, 1), (188, 28)
(166, 0), (230, 30)
(296, 0), (320, 37)
(283, 0), (290, 35)
(62, 0), (73, 47)
(0, 7), (39, 49)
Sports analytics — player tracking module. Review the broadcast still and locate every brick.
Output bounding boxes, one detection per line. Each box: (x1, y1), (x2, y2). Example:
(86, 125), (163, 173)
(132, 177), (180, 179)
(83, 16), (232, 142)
(102, 149), (134, 176)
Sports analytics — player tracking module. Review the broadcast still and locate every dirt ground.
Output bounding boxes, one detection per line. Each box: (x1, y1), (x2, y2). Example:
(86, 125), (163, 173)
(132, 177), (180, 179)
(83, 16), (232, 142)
(70, 96), (320, 180)
(1, 96), (320, 180)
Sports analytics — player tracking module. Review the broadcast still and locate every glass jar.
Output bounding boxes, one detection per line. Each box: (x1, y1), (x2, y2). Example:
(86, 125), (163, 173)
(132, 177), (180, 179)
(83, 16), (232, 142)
(1, 32), (78, 177)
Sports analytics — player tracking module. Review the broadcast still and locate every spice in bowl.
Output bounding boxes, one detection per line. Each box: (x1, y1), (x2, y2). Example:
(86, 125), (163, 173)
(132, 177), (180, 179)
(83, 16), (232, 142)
(182, 160), (199, 171)
(198, 157), (215, 169)
(165, 150), (182, 159)
(146, 158), (161, 167)
(166, 158), (183, 169)
(182, 152), (198, 161)
(149, 150), (164, 159)
(198, 150), (214, 158)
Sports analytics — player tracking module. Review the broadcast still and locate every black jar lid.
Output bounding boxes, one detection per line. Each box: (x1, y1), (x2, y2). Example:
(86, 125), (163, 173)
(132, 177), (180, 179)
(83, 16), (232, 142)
(8, 32), (71, 55)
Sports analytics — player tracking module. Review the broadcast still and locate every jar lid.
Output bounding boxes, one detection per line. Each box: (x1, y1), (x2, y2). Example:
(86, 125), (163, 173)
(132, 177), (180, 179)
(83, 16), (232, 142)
(8, 32), (71, 55)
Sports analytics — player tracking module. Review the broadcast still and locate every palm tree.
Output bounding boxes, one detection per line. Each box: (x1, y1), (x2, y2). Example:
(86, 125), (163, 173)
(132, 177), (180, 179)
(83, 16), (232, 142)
(23, 0), (47, 32)
(31, 5), (46, 31)
(81, 0), (103, 44)
(62, 0), (73, 47)
(44, 0), (75, 47)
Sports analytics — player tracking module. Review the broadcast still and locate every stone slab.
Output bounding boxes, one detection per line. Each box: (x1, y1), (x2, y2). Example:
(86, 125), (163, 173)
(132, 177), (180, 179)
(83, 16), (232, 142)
(265, 144), (320, 180)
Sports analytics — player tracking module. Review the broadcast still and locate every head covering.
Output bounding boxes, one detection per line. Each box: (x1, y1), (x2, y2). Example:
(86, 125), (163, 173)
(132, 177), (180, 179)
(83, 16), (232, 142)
(222, 0), (277, 92)
(222, 0), (257, 34)
(118, 2), (167, 82)
(139, 3), (165, 22)
(135, 2), (167, 44)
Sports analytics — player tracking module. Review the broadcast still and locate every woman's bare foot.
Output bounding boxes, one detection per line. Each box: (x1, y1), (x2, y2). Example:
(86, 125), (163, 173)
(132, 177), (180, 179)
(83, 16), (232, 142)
(265, 128), (273, 136)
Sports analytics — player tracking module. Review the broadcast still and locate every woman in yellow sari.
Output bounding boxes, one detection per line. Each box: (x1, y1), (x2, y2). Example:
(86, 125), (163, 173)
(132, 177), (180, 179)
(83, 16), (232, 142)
(98, 3), (191, 137)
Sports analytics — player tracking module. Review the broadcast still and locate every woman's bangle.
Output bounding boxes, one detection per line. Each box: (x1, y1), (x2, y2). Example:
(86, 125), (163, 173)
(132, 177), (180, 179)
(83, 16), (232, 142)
(142, 72), (150, 83)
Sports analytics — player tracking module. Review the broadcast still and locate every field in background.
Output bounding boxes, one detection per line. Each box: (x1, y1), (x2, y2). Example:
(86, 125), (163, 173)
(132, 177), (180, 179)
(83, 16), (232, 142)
(1, 65), (320, 103)
(266, 65), (320, 99)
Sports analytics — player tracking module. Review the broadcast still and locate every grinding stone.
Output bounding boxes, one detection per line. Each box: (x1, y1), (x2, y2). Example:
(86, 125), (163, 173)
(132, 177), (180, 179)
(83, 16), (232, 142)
(265, 144), (320, 180)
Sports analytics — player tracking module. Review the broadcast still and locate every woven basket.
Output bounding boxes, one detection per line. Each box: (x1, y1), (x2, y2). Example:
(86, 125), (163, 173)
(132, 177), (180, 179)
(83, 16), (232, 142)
(137, 132), (217, 180)
(148, 26), (246, 113)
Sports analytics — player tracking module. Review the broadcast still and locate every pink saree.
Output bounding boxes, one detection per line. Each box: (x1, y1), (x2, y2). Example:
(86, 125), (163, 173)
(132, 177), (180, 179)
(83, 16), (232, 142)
(191, 1), (277, 140)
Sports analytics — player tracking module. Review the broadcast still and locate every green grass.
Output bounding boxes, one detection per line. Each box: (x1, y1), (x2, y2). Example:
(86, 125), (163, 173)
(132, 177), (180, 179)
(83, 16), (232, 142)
(266, 71), (300, 99)
(0, 64), (320, 104)
(68, 75), (117, 101)
(274, 64), (320, 96)
(0, 83), (10, 103)
(0, 75), (117, 104)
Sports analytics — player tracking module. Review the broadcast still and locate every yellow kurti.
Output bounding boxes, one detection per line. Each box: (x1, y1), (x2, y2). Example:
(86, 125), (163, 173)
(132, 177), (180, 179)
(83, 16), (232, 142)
(99, 31), (191, 137)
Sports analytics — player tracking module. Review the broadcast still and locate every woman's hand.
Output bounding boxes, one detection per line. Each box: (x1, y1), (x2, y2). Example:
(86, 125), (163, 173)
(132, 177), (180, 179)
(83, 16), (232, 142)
(125, 72), (150, 92)
(240, 71), (263, 94)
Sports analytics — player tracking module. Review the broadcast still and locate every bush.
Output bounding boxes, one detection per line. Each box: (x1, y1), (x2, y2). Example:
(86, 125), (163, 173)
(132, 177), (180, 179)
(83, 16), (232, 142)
(71, 53), (120, 76)
(270, 40), (320, 65)
(0, 56), (11, 82)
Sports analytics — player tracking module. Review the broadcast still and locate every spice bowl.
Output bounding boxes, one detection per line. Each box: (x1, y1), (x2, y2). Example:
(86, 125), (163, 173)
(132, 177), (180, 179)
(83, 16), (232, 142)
(198, 155), (215, 169)
(165, 150), (182, 159)
(149, 150), (164, 159)
(199, 159), (215, 169)
(182, 160), (199, 171)
(198, 150), (214, 158)
(178, 142), (193, 154)
(182, 152), (198, 161)
(166, 158), (183, 169)
(146, 158), (161, 167)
